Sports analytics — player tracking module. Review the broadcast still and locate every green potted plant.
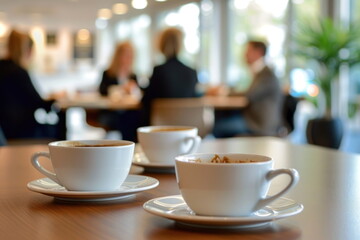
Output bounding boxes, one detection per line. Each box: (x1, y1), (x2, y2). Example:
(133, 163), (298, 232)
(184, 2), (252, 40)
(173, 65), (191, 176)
(293, 18), (360, 148)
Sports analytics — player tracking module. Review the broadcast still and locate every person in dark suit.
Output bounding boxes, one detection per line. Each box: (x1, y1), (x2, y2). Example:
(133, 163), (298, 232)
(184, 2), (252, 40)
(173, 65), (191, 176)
(98, 41), (141, 141)
(141, 27), (199, 126)
(0, 29), (60, 140)
(212, 40), (283, 137)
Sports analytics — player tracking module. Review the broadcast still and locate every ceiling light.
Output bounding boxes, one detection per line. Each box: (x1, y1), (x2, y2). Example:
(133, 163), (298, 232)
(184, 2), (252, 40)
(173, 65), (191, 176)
(0, 22), (9, 38)
(76, 28), (91, 45)
(201, 0), (213, 13)
(233, 0), (251, 10)
(113, 3), (128, 15)
(77, 29), (90, 41)
(98, 8), (112, 20)
(155, 0), (167, 2)
(293, 0), (304, 4)
(132, 0), (148, 10)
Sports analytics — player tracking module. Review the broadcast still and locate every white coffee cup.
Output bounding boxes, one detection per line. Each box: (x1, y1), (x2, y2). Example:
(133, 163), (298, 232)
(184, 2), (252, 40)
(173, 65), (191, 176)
(175, 153), (299, 216)
(31, 140), (135, 191)
(137, 126), (201, 164)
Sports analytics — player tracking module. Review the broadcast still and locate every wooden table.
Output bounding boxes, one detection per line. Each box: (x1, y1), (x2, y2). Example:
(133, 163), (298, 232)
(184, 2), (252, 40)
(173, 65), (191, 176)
(54, 94), (248, 139)
(55, 94), (248, 111)
(2, 137), (358, 240)
(55, 93), (141, 110)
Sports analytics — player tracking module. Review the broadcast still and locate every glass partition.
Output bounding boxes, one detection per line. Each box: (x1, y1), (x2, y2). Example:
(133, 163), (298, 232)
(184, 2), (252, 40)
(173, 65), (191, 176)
(198, 0), (214, 84)
(348, 0), (360, 119)
(289, 0), (320, 97)
(114, 14), (151, 80)
(155, 2), (201, 69)
(228, 0), (288, 91)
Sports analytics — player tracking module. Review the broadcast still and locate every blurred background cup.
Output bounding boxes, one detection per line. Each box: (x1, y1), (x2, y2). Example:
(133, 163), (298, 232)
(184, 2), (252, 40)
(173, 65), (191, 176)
(137, 126), (201, 164)
(31, 140), (135, 191)
(175, 153), (299, 216)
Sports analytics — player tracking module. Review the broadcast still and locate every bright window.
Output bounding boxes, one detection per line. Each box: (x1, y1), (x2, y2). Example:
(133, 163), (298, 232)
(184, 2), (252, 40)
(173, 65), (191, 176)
(290, 0), (320, 97)
(228, 0), (288, 91)
(115, 14), (152, 79)
(155, 3), (200, 69)
(349, 0), (360, 98)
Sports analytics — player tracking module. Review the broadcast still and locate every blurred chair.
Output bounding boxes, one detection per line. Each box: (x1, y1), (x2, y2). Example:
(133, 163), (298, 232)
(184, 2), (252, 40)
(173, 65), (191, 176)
(66, 107), (107, 140)
(150, 98), (214, 138)
(239, 94), (299, 138)
(281, 94), (299, 136)
(0, 125), (7, 146)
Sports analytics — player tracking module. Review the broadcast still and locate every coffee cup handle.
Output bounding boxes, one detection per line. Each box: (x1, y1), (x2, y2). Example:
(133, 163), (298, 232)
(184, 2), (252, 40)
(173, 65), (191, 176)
(182, 136), (201, 155)
(254, 168), (299, 211)
(31, 152), (60, 184)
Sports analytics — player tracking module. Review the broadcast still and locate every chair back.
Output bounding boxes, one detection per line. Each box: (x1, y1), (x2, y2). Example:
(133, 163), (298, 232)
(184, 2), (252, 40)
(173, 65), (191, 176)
(0, 125), (6, 146)
(150, 98), (214, 138)
(282, 94), (299, 134)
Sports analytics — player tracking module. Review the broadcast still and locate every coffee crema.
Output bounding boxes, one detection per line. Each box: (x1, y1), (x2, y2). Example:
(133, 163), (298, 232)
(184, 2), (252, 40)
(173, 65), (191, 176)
(58, 141), (129, 147)
(190, 154), (262, 163)
(149, 128), (193, 132)
(70, 144), (127, 147)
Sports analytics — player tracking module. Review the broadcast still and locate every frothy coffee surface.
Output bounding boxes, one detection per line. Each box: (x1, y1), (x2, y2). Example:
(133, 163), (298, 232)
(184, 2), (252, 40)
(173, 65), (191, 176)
(150, 128), (192, 132)
(190, 154), (264, 163)
(57, 141), (129, 147)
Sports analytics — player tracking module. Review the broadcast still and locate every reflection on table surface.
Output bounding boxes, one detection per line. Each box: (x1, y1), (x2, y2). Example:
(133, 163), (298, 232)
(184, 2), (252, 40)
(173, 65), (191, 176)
(1, 137), (359, 240)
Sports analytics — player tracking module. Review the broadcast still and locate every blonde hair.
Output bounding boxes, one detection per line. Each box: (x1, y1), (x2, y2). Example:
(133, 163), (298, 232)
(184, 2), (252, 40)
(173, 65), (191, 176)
(6, 29), (33, 67)
(158, 27), (183, 59)
(107, 41), (134, 77)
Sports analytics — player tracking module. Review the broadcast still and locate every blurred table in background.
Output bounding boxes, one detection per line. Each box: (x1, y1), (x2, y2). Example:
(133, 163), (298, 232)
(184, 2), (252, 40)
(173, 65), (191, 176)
(55, 94), (248, 140)
(55, 92), (141, 110)
(55, 93), (248, 111)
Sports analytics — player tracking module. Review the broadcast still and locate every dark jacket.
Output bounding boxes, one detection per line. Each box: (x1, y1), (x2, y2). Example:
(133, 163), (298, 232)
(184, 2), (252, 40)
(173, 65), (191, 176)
(141, 57), (199, 125)
(0, 59), (54, 138)
(98, 70), (137, 96)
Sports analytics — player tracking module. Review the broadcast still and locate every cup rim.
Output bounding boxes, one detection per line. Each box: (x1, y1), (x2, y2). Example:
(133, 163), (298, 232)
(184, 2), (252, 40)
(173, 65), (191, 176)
(49, 140), (135, 148)
(175, 153), (272, 165)
(137, 126), (197, 133)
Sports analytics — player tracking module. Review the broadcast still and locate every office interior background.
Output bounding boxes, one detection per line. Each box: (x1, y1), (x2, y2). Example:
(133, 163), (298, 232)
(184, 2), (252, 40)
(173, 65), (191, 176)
(0, 0), (359, 151)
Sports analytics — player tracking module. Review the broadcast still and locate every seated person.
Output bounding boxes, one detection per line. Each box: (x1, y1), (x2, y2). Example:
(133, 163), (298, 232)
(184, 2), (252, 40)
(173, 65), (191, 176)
(141, 27), (199, 126)
(99, 41), (140, 97)
(0, 29), (62, 140)
(210, 40), (283, 137)
(98, 41), (141, 142)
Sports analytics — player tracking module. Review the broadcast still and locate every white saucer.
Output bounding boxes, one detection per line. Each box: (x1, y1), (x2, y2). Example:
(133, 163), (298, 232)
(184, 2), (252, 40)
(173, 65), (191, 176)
(27, 175), (159, 202)
(132, 152), (175, 172)
(129, 165), (144, 175)
(143, 195), (303, 229)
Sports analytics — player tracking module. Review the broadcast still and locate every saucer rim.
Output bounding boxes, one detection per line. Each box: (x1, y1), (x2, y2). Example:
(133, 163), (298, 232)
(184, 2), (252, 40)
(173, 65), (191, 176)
(132, 152), (175, 168)
(143, 195), (304, 226)
(27, 174), (159, 198)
